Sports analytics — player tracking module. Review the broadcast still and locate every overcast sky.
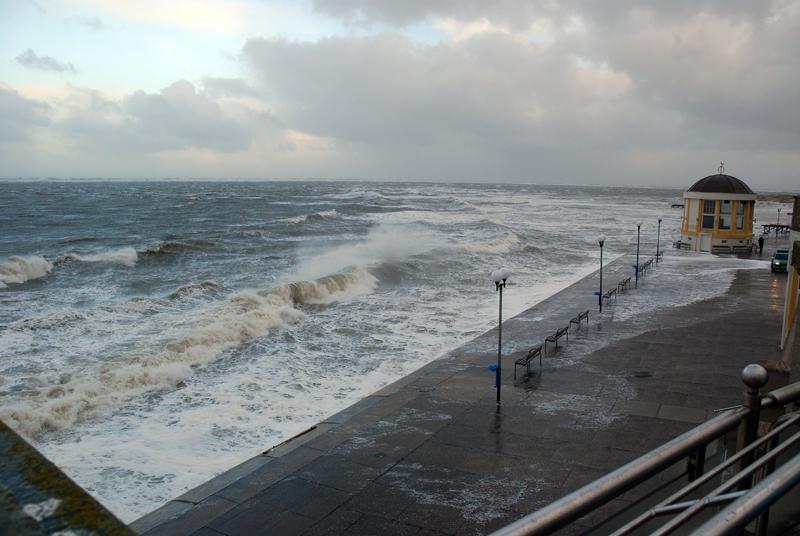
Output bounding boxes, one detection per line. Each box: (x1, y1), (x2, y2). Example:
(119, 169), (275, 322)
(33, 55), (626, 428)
(1, 0), (798, 189)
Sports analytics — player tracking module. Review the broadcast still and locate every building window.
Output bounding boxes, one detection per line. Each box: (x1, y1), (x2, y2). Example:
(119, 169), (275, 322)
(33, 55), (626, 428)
(702, 200), (715, 229)
(719, 200), (732, 230)
(735, 201), (745, 230)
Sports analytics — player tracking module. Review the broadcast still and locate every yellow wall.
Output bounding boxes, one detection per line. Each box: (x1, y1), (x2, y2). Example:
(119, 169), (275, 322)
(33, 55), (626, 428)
(683, 199), (754, 239)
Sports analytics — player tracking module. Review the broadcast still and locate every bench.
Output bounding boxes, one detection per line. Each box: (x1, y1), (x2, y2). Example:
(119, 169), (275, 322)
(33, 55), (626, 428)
(545, 326), (569, 353)
(603, 287), (617, 303)
(570, 310), (589, 330)
(514, 345), (542, 379)
(618, 277), (631, 292)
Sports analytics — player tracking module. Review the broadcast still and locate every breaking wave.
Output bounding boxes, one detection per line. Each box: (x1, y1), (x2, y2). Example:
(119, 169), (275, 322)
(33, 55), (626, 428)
(0, 256), (52, 288)
(0, 268), (376, 437)
(280, 209), (338, 225)
(283, 268), (377, 306)
(55, 247), (139, 267)
(140, 239), (216, 257)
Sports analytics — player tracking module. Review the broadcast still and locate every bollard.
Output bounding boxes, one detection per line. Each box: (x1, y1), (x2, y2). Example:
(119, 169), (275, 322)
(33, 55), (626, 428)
(736, 364), (768, 490)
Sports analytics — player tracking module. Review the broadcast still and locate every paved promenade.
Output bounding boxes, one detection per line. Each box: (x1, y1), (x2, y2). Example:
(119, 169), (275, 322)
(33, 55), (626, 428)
(132, 247), (788, 536)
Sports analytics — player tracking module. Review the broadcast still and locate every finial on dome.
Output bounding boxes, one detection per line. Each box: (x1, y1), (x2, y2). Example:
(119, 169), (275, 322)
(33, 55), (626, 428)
(718, 161), (725, 174)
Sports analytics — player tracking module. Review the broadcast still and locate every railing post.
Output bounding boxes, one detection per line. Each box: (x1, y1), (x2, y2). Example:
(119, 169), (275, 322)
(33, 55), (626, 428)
(737, 364), (768, 490)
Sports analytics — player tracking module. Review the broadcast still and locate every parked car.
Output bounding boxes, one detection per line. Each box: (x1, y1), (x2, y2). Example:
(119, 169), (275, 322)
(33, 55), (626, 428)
(771, 249), (789, 272)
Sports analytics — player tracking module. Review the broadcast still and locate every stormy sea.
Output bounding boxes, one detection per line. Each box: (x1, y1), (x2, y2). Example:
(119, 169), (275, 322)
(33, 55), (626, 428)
(0, 181), (782, 521)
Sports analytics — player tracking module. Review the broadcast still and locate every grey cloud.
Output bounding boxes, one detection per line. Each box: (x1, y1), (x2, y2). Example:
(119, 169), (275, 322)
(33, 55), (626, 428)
(59, 81), (262, 153)
(201, 77), (262, 99)
(241, 1), (799, 186)
(16, 49), (77, 74)
(312, 0), (779, 29)
(0, 86), (51, 143)
(575, 4), (800, 144)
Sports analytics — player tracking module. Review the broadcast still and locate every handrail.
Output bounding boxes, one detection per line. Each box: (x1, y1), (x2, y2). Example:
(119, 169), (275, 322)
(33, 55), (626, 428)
(608, 413), (800, 535)
(490, 408), (746, 536)
(650, 428), (800, 535)
(761, 380), (800, 409)
(691, 450), (800, 535)
(491, 368), (800, 536)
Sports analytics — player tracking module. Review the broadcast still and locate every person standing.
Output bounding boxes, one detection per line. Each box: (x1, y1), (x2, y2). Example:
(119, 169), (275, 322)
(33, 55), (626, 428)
(758, 235), (764, 255)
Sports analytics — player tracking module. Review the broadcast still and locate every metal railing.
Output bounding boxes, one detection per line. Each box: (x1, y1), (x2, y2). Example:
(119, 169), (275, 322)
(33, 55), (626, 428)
(491, 365), (800, 536)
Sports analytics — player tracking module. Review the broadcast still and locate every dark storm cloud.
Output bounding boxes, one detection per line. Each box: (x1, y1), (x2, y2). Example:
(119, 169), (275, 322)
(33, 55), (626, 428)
(15, 49), (77, 74)
(0, 86), (51, 143)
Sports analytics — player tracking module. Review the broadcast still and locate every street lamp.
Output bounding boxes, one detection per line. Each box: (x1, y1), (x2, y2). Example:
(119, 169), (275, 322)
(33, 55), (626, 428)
(491, 268), (510, 405)
(635, 222), (641, 288)
(777, 208), (782, 238)
(598, 236), (606, 313)
(656, 216), (662, 264)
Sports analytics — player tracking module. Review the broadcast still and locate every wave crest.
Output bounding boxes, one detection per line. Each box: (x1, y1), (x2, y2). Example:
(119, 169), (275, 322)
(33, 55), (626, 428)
(285, 268), (377, 305)
(0, 256), (52, 288)
(281, 209), (338, 224)
(141, 239), (216, 257)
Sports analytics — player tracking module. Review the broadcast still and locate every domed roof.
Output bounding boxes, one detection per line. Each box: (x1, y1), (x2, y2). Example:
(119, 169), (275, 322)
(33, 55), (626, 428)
(688, 174), (754, 194)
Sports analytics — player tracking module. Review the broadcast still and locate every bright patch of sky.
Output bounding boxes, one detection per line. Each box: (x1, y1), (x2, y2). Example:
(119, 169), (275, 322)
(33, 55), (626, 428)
(1, 1), (447, 95)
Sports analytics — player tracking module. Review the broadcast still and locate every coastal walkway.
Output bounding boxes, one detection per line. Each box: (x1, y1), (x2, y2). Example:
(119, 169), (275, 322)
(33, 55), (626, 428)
(133, 247), (790, 536)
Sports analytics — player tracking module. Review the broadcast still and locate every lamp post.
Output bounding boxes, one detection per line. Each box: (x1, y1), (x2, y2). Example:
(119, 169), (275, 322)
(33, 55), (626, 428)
(598, 236), (605, 313)
(635, 223), (641, 288)
(656, 216), (662, 263)
(491, 268), (510, 405)
(777, 208), (782, 238)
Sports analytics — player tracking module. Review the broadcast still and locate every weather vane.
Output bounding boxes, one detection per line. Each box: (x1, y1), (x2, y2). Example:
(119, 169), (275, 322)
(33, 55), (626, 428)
(718, 161), (725, 174)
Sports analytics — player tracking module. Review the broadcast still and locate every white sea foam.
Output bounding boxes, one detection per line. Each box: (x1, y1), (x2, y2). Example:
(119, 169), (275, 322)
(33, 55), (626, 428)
(611, 254), (768, 322)
(1, 290), (299, 435)
(0, 268), (376, 437)
(72, 247), (138, 267)
(0, 255), (52, 288)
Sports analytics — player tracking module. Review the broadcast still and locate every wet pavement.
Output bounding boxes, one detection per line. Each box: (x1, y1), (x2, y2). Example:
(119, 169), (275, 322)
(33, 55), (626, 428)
(131, 246), (789, 536)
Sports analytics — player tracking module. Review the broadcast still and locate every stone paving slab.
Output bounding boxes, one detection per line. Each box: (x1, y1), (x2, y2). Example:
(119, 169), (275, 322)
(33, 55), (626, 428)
(132, 249), (789, 536)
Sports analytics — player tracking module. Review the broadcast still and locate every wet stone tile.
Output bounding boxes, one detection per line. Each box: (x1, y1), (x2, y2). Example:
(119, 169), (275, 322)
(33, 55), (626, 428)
(295, 454), (384, 493)
(345, 482), (416, 519)
(301, 509), (362, 536)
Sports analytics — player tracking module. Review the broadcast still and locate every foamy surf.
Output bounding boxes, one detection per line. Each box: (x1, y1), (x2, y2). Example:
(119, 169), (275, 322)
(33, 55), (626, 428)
(0, 267), (377, 436)
(0, 255), (52, 288)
